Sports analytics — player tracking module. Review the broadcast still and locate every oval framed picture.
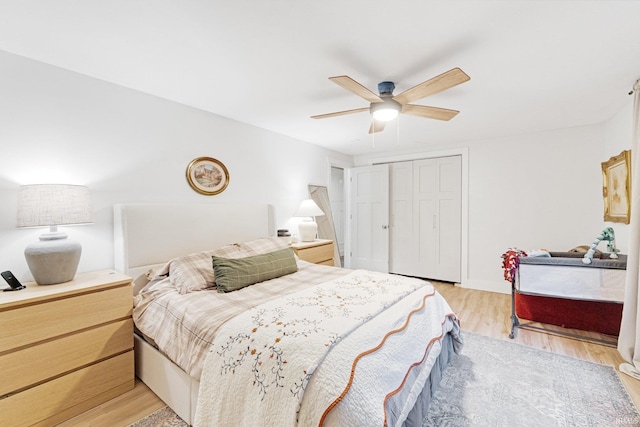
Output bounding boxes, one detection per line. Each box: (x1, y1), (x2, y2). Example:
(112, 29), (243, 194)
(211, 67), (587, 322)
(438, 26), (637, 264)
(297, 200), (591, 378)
(186, 157), (230, 196)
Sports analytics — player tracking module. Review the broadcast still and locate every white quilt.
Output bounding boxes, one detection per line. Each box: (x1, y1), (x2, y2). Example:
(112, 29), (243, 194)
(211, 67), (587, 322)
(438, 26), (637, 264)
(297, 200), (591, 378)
(194, 270), (459, 427)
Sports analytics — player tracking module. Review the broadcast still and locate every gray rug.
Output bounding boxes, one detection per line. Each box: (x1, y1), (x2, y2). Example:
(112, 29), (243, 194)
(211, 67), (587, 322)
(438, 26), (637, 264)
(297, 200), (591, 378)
(130, 332), (639, 427)
(424, 331), (640, 426)
(128, 406), (187, 427)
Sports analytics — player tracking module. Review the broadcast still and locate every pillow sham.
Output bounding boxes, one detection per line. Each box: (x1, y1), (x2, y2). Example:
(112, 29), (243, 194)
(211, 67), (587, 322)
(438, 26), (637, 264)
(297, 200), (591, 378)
(213, 247), (298, 293)
(238, 237), (290, 256)
(170, 243), (248, 294)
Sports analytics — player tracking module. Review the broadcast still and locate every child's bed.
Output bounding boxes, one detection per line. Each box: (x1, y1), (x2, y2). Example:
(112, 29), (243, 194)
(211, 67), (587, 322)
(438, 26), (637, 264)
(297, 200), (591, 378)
(510, 251), (625, 344)
(113, 203), (462, 426)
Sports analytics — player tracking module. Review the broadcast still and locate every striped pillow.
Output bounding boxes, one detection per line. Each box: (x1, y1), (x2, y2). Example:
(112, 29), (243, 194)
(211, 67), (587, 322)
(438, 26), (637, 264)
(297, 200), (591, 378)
(170, 243), (248, 294)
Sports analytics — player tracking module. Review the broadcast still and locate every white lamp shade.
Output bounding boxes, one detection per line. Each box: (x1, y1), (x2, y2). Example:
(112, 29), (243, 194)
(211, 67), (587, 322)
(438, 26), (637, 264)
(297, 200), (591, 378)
(17, 184), (93, 228)
(294, 199), (324, 218)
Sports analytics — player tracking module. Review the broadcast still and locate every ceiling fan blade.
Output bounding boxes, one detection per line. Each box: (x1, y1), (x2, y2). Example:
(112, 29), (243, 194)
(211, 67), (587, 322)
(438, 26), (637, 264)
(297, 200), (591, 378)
(393, 68), (470, 105)
(311, 107), (370, 119)
(329, 76), (383, 103)
(402, 104), (460, 121)
(368, 119), (386, 133)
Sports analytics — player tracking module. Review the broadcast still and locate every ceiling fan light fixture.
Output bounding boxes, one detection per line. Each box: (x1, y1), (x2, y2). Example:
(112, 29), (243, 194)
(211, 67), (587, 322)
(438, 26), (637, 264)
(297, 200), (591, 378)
(370, 98), (401, 122)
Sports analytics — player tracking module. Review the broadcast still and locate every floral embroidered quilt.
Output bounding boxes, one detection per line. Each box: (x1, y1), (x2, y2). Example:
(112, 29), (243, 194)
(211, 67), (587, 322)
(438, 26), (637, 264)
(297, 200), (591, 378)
(194, 269), (459, 427)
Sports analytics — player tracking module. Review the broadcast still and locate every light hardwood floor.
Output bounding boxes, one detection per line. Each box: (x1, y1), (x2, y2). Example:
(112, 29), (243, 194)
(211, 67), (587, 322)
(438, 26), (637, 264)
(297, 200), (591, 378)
(61, 282), (640, 426)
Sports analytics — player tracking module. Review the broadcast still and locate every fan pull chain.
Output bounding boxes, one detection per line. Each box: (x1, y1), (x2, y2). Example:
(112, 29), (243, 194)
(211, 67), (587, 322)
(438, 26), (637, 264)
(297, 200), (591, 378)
(397, 115), (400, 146)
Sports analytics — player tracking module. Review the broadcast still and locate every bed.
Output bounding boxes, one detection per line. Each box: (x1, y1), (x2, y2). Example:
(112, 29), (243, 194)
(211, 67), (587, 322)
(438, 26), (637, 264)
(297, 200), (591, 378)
(113, 203), (462, 426)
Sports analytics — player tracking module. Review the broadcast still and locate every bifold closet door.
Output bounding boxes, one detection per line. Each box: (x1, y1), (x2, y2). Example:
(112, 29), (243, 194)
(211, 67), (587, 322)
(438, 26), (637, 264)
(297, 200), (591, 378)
(390, 156), (461, 282)
(390, 161), (418, 276)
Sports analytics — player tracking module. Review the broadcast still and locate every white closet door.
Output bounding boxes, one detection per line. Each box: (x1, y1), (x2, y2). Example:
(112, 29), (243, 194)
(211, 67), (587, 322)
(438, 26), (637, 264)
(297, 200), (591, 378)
(435, 157), (462, 282)
(414, 157), (461, 282)
(349, 164), (389, 272)
(389, 156), (461, 282)
(390, 161), (418, 275)
(415, 159), (439, 278)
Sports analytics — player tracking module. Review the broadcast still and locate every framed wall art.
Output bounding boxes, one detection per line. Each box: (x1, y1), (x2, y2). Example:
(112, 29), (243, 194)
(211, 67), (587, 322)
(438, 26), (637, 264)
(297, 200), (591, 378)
(602, 149), (631, 224)
(186, 157), (230, 196)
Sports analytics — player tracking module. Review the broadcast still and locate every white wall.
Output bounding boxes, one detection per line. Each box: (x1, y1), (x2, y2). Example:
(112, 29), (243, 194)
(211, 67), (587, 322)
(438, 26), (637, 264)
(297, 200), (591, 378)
(0, 50), (351, 282)
(465, 125), (608, 292)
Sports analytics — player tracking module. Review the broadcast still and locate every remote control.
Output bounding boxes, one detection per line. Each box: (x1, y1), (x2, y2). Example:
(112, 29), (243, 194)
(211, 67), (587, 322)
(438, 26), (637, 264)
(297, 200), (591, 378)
(2, 270), (25, 291)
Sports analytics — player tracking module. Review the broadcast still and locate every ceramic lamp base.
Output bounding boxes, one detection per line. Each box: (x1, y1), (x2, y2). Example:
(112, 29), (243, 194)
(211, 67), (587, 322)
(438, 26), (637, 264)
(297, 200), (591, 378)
(298, 220), (318, 242)
(24, 237), (81, 285)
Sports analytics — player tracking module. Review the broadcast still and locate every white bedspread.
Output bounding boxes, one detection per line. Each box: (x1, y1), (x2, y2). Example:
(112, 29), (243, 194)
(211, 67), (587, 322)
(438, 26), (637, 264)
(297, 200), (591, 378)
(194, 270), (459, 427)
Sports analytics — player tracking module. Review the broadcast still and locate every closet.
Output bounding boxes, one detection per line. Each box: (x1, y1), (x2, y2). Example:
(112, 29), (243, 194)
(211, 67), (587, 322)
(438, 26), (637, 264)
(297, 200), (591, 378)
(389, 156), (461, 282)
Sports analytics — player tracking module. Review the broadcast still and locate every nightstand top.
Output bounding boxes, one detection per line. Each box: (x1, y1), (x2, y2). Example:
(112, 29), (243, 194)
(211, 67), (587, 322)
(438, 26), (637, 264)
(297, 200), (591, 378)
(0, 269), (131, 309)
(290, 239), (333, 249)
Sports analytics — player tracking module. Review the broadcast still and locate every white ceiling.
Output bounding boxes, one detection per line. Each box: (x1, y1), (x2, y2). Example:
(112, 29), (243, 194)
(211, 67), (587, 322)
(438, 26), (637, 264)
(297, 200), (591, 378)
(1, 1), (640, 156)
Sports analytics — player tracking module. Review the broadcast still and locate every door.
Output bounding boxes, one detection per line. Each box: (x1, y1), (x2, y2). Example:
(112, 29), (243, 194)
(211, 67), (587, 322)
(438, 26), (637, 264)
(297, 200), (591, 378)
(389, 161), (417, 275)
(414, 156), (461, 282)
(390, 156), (462, 282)
(348, 164), (389, 272)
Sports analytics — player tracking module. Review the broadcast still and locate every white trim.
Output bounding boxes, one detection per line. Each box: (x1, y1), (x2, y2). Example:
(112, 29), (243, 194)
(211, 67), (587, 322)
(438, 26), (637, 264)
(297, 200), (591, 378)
(327, 156), (353, 268)
(326, 156), (353, 184)
(355, 147), (467, 166)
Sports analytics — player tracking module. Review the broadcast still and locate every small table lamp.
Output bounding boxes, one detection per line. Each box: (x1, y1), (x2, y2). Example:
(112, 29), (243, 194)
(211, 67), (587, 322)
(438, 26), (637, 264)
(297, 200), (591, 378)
(16, 184), (93, 285)
(295, 199), (325, 242)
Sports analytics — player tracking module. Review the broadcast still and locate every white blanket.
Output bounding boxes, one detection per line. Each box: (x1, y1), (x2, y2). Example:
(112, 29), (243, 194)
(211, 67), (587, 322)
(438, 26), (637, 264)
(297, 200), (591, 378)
(194, 270), (458, 427)
(300, 287), (459, 426)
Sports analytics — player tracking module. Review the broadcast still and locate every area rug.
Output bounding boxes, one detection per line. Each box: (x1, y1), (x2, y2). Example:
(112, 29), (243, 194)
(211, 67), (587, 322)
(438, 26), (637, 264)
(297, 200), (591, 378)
(127, 406), (187, 427)
(424, 331), (640, 426)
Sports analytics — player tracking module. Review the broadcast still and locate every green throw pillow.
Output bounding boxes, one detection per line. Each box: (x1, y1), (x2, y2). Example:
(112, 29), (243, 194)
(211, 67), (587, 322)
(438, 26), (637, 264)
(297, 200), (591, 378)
(213, 247), (298, 292)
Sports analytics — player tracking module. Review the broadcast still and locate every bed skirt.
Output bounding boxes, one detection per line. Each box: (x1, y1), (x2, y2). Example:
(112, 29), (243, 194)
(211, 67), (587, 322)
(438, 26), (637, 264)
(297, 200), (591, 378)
(401, 332), (456, 427)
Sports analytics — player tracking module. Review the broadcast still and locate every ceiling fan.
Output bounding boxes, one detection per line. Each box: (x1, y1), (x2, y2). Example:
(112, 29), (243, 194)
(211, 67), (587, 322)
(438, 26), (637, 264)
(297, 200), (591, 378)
(311, 67), (470, 133)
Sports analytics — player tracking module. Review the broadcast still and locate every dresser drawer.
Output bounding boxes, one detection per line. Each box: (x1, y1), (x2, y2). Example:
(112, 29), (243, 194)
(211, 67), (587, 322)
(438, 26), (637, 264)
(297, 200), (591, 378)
(0, 319), (133, 397)
(297, 242), (333, 264)
(0, 350), (134, 427)
(0, 284), (132, 353)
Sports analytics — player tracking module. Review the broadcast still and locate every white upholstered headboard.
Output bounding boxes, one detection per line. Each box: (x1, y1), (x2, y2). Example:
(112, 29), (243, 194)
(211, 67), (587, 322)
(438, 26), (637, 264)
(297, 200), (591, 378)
(113, 203), (275, 280)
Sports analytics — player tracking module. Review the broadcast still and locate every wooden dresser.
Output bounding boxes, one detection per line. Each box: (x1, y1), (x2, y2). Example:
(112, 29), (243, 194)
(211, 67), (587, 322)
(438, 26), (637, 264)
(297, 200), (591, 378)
(0, 270), (134, 427)
(291, 239), (335, 266)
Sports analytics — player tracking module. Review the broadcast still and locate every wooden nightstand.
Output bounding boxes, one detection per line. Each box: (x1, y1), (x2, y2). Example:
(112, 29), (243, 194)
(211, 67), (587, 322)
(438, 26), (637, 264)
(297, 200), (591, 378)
(0, 270), (134, 427)
(291, 239), (335, 266)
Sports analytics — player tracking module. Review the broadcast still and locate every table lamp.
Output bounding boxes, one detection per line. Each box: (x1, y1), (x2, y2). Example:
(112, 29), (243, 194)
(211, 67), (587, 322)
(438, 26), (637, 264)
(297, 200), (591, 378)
(16, 184), (93, 285)
(294, 199), (324, 242)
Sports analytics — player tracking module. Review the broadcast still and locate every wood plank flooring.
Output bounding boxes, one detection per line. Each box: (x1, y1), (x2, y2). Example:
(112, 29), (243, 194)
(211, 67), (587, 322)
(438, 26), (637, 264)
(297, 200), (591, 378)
(61, 282), (640, 426)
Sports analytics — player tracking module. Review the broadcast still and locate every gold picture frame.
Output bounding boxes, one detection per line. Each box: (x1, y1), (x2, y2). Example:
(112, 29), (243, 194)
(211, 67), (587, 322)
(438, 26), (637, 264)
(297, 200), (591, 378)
(186, 157), (230, 196)
(602, 149), (631, 224)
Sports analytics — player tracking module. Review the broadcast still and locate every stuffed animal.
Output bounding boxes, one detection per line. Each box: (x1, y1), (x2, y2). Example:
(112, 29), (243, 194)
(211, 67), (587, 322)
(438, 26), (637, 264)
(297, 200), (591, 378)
(582, 227), (619, 264)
